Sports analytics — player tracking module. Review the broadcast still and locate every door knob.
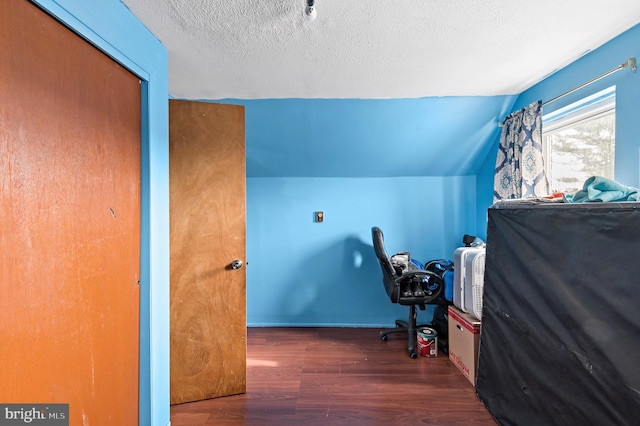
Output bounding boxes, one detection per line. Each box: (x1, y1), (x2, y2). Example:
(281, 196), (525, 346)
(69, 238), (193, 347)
(231, 259), (244, 270)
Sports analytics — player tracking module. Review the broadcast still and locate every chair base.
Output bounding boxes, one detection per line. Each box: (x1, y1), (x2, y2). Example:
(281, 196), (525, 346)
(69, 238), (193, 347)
(379, 305), (430, 358)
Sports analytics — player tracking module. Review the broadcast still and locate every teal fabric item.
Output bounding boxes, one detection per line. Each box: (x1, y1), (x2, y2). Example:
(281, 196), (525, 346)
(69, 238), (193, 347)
(563, 176), (640, 203)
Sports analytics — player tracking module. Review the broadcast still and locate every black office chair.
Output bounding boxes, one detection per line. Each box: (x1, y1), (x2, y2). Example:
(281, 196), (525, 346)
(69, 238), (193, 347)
(372, 226), (443, 358)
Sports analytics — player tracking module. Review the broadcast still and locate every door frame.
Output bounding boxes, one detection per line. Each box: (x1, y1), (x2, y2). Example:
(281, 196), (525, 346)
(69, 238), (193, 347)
(30, 1), (171, 425)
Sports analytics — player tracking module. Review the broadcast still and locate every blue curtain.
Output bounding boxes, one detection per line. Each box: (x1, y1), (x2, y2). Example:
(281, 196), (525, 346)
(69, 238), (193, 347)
(494, 100), (549, 201)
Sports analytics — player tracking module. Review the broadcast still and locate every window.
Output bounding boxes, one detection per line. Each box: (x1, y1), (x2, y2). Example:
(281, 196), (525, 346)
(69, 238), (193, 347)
(542, 87), (616, 193)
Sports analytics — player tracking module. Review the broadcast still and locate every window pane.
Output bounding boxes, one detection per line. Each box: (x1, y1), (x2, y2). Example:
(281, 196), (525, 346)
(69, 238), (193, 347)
(543, 111), (615, 193)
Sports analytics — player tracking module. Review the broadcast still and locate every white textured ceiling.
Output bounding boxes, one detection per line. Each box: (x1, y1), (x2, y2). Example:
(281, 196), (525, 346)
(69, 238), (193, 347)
(121, 0), (640, 99)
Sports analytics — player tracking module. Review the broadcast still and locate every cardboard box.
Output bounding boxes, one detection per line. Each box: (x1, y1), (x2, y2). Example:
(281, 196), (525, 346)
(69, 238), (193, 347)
(448, 305), (481, 386)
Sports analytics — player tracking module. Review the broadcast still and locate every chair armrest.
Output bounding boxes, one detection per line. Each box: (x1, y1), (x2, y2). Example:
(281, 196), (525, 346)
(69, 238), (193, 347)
(398, 269), (430, 280)
(392, 269), (433, 286)
(394, 269), (444, 304)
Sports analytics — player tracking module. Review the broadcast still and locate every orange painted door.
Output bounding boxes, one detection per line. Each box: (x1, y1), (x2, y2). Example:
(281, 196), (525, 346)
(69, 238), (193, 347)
(169, 100), (246, 404)
(0, 1), (141, 424)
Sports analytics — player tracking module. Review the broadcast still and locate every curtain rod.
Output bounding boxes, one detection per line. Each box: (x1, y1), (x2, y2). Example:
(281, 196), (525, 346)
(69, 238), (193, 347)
(543, 57), (636, 106)
(499, 57), (637, 127)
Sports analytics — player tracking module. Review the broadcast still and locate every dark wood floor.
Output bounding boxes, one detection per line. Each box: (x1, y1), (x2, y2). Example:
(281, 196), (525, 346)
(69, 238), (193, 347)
(170, 327), (497, 425)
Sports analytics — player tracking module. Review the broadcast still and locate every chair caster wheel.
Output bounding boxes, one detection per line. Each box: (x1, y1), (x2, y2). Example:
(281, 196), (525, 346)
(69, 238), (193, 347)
(381, 335), (388, 342)
(410, 352), (417, 359)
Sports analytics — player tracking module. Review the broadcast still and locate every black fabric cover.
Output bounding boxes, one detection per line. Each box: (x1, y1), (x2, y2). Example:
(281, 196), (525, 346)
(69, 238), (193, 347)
(476, 201), (640, 426)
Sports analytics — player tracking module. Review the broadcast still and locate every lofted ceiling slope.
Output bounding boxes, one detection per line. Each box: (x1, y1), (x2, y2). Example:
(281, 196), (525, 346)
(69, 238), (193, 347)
(234, 96), (516, 177)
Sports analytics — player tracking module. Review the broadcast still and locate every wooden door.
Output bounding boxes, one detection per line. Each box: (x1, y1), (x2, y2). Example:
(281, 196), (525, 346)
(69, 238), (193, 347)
(0, 1), (141, 424)
(169, 100), (246, 404)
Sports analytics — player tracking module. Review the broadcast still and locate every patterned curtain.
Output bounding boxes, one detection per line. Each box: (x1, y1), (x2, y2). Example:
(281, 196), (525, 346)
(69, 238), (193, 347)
(494, 100), (549, 202)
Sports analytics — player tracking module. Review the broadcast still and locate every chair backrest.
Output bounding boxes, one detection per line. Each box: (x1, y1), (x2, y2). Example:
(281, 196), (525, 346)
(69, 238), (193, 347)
(372, 226), (400, 301)
(372, 227), (395, 276)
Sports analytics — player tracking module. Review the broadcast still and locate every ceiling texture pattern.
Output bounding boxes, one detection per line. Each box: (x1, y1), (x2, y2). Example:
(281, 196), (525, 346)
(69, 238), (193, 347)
(122, 0), (640, 99)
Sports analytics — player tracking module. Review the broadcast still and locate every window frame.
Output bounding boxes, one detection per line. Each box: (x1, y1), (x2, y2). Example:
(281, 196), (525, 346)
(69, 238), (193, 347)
(541, 86), (616, 193)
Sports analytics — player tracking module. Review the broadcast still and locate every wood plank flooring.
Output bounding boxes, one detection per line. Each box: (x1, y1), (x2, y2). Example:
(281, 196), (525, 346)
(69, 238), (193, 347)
(170, 327), (497, 425)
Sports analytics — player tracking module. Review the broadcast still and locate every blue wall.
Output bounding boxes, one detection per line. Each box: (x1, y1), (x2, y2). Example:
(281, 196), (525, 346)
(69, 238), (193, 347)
(476, 24), (640, 238)
(211, 98), (517, 327)
(222, 98), (516, 178)
(32, 1), (171, 425)
(246, 176), (476, 326)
